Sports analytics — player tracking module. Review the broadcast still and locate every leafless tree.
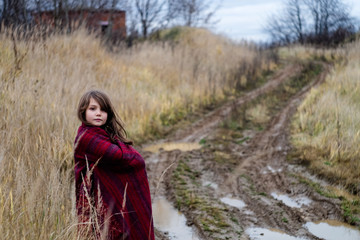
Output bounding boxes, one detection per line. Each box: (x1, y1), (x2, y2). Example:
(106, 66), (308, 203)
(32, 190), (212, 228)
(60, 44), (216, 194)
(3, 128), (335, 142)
(266, 15), (292, 45)
(1, 0), (29, 26)
(266, 0), (305, 44)
(166, 0), (219, 27)
(304, 0), (354, 42)
(133, 0), (164, 38)
(288, 0), (305, 43)
(265, 0), (355, 45)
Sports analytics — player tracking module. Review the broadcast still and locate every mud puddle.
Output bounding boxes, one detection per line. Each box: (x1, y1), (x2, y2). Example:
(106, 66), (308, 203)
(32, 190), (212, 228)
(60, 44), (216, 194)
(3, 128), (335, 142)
(144, 142), (201, 153)
(271, 192), (312, 208)
(304, 220), (360, 240)
(245, 227), (307, 240)
(202, 180), (218, 190)
(262, 165), (283, 174)
(220, 196), (246, 210)
(152, 197), (200, 240)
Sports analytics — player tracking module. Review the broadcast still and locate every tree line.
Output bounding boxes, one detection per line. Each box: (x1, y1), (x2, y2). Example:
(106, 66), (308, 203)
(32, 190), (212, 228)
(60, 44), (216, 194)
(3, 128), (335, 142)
(0, 0), (219, 38)
(1, 0), (357, 45)
(265, 0), (357, 46)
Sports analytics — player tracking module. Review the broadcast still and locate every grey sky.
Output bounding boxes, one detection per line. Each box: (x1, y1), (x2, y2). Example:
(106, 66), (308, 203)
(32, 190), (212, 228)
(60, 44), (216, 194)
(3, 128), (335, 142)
(212, 0), (360, 42)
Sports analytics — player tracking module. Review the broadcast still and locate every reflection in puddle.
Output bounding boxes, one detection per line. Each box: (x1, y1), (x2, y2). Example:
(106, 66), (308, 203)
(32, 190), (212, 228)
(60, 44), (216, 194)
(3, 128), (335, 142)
(271, 192), (311, 208)
(246, 227), (307, 240)
(152, 198), (199, 240)
(220, 197), (246, 210)
(144, 142), (201, 153)
(305, 220), (360, 240)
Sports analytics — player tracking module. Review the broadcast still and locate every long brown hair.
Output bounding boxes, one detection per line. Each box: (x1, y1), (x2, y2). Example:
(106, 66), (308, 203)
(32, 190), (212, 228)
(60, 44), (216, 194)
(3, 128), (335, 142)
(77, 90), (133, 145)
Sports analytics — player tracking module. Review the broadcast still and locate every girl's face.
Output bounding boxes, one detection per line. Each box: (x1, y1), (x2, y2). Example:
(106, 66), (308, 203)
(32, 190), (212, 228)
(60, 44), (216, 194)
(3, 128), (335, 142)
(85, 98), (108, 127)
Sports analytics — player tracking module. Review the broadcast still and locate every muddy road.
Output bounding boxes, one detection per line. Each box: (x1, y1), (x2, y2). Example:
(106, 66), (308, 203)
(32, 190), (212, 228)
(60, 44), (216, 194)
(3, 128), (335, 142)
(140, 62), (360, 240)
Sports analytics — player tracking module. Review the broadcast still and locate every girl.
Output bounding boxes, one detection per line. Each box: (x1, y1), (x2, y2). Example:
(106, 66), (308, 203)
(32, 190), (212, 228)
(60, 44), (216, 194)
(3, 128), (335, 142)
(74, 90), (154, 240)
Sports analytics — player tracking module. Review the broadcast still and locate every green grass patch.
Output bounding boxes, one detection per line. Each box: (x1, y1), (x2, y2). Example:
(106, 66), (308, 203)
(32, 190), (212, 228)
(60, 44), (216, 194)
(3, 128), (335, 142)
(297, 175), (337, 198)
(199, 139), (207, 145)
(342, 199), (360, 225)
(236, 137), (250, 144)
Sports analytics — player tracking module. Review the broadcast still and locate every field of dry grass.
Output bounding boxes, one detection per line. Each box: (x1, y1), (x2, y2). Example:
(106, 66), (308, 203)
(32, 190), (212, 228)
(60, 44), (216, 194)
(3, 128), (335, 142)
(0, 27), (276, 239)
(291, 40), (360, 194)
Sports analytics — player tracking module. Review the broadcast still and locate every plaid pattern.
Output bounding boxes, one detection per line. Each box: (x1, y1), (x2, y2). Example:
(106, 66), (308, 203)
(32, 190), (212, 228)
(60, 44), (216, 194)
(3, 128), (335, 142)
(74, 123), (154, 240)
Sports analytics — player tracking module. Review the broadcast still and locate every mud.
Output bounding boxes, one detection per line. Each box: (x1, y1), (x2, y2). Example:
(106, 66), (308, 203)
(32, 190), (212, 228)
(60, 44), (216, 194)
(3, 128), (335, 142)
(245, 227), (307, 240)
(141, 62), (360, 239)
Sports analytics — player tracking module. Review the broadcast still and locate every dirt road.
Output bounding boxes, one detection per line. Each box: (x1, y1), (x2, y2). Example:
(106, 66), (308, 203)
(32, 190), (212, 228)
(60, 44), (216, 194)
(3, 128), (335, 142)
(140, 62), (360, 240)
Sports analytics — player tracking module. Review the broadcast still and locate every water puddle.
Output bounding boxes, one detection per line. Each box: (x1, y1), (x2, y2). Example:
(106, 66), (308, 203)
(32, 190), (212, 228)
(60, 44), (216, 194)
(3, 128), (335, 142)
(220, 196), (246, 210)
(152, 197), (199, 240)
(262, 165), (282, 174)
(246, 227), (307, 240)
(143, 142), (201, 153)
(271, 192), (311, 208)
(202, 180), (218, 190)
(304, 220), (360, 240)
(244, 209), (255, 215)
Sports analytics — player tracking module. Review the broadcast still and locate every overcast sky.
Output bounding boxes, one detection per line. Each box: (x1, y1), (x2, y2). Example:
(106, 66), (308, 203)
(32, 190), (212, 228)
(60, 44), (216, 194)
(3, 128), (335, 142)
(211, 0), (360, 42)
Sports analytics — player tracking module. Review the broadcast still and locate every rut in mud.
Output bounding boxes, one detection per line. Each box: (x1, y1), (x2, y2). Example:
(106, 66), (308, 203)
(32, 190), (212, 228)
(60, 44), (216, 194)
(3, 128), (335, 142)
(140, 62), (360, 240)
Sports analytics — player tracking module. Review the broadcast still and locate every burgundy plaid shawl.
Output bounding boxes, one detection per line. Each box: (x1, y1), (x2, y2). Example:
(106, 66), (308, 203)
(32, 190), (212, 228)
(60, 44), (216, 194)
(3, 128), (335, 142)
(74, 123), (154, 240)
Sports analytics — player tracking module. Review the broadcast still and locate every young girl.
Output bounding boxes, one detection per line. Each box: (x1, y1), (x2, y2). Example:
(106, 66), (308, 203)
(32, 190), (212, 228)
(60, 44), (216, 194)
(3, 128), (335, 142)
(74, 90), (154, 240)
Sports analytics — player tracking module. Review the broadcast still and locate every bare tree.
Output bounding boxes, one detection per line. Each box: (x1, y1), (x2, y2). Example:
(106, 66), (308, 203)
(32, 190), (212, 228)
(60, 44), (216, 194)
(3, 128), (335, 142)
(167, 0), (219, 27)
(304, 0), (354, 43)
(266, 14), (293, 45)
(134, 0), (164, 38)
(265, 0), (305, 44)
(265, 0), (355, 45)
(1, 0), (28, 26)
(288, 0), (305, 43)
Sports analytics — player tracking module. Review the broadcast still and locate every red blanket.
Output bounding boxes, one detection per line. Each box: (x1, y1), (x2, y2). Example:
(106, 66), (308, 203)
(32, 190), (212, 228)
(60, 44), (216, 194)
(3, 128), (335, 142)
(74, 123), (154, 240)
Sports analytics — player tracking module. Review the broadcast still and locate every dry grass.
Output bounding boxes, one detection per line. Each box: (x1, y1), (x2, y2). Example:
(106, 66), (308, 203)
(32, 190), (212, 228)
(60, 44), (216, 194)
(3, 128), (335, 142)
(278, 44), (345, 62)
(291, 40), (360, 194)
(0, 27), (276, 239)
(246, 104), (270, 125)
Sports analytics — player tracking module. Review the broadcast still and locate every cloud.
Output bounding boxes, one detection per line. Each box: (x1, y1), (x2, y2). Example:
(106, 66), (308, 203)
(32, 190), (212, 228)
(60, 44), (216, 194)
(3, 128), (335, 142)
(213, 1), (283, 41)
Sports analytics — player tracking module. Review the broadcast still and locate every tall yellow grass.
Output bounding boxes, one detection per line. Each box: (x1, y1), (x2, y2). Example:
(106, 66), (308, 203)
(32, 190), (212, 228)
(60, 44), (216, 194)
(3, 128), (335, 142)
(0, 27), (275, 239)
(278, 44), (345, 62)
(291, 40), (360, 193)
